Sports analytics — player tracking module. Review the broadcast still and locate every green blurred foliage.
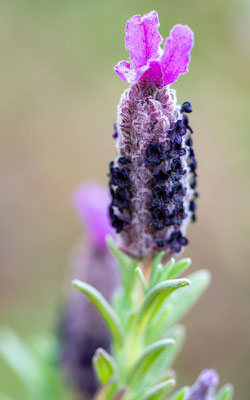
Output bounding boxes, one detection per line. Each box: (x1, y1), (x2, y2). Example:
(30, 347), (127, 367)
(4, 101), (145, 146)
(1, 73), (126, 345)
(0, 0), (249, 398)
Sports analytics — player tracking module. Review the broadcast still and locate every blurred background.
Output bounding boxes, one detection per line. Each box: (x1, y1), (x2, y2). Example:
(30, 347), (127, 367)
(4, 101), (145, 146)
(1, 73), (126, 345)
(0, 0), (249, 398)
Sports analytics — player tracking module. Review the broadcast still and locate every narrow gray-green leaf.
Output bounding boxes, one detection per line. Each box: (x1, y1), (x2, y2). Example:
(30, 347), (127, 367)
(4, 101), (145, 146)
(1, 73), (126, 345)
(149, 252), (165, 288)
(166, 258), (192, 280)
(106, 237), (137, 291)
(129, 339), (175, 386)
(139, 279), (191, 325)
(145, 325), (186, 378)
(160, 258), (175, 282)
(140, 379), (176, 400)
(73, 280), (123, 347)
(159, 270), (211, 333)
(135, 267), (147, 294)
(162, 325), (186, 369)
(93, 348), (117, 385)
(0, 329), (48, 399)
(216, 384), (234, 400)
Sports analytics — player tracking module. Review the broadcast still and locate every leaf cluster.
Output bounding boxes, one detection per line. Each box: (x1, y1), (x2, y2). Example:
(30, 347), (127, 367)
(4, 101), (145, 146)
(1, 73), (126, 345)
(73, 239), (231, 400)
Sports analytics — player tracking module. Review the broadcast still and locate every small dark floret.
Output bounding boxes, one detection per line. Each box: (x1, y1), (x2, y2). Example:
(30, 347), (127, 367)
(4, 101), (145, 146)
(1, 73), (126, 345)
(188, 155), (197, 173)
(113, 123), (118, 139)
(110, 165), (131, 189)
(171, 207), (187, 226)
(153, 169), (169, 184)
(111, 187), (130, 212)
(109, 206), (126, 233)
(145, 143), (166, 166)
(190, 174), (198, 189)
(186, 136), (193, 147)
(170, 159), (186, 182)
(150, 206), (171, 230)
(118, 157), (131, 165)
(156, 240), (167, 248)
(167, 142), (186, 159)
(172, 183), (186, 205)
(180, 101), (192, 113)
(169, 120), (187, 145)
(189, 200), (197, 222)
(182, 113), (193, 133)
(151, 186), (170, 207)
(168, 230), (188, 253)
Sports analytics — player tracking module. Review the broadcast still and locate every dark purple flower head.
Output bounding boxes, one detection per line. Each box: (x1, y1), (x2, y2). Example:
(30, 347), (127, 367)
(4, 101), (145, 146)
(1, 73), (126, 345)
(114, 11), (194, 88)
(188, 369), (219, 400)
(72, 182), (114, 250)
(109, 12), (198, 260)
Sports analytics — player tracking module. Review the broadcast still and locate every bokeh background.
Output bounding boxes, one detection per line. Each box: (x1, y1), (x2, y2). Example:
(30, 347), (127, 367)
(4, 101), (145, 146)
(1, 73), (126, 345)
(0, 0), (249, 398)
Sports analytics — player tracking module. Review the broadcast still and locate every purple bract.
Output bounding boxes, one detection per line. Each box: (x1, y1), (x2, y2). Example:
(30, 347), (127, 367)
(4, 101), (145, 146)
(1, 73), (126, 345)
(114, 11), (194, 88)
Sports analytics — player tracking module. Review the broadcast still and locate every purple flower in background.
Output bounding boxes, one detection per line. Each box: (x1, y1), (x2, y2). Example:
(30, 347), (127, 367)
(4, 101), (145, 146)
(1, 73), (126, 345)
(109, 11), (198, 260)
(60, 182), (119, 398)
(188, 369), (219, 400)
(73, 181), (114, 249)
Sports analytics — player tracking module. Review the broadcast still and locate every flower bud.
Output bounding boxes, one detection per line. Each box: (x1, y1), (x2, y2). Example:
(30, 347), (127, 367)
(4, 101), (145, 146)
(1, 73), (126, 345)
(188, 369), (219, 400)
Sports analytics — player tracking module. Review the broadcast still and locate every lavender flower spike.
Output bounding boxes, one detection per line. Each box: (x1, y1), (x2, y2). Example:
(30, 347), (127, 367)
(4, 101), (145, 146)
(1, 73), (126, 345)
(109, 11), (198, 260)
(188, 369), (219, 400)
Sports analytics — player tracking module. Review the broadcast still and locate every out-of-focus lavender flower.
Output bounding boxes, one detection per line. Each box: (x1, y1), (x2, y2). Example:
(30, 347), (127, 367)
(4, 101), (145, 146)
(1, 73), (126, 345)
(109, 11), (198, 261)
(187, 369), (219, 400)
(73, 182), (114, 250)
(60, 182), (119, 399)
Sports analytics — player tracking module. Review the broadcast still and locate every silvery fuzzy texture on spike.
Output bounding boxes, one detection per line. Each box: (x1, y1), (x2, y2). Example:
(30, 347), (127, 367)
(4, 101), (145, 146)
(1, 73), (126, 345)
(60, 183), (119, 398)
(109, 11), (198, 260)
(187, 369), (219, 400)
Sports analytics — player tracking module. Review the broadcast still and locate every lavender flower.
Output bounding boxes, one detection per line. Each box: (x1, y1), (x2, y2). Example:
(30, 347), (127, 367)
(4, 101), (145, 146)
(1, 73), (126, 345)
(60, 182), (119, 398)
(188, 369), (219, 400)
(109, 11), (198, 260)
(73, 182), (114, 250)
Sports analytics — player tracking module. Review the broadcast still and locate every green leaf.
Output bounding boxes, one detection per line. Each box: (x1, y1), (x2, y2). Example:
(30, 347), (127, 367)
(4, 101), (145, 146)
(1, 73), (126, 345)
(73, 280), (123, 348)
(94, 379), (120, 400)
(149, 252), (165, 288)
(162, 325), (186, 369)
(170, 386), (189, 400)
(128, 339), (175, 387)
(165, 258), (192, 280)
(160, 258), (175, 281)
(135, 267), (147, 294)
(0, 329), (50, 400)
(139, 279), (191, 327)
(139, 379), (176, 400)
(106, 237), (137, 292)
(145, 325), (186, 380)
(216, 384), (234, 400)
(156, 270), (211, 335)
(93, 348), (117, 385)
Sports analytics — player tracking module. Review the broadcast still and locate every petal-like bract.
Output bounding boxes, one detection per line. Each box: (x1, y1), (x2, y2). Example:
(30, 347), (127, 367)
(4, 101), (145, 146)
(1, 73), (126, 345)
(114, 60), (134, 82)
(114, 12), (194, 88)
(125, 11), (163, 71)
(161, 24), (194, 86)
